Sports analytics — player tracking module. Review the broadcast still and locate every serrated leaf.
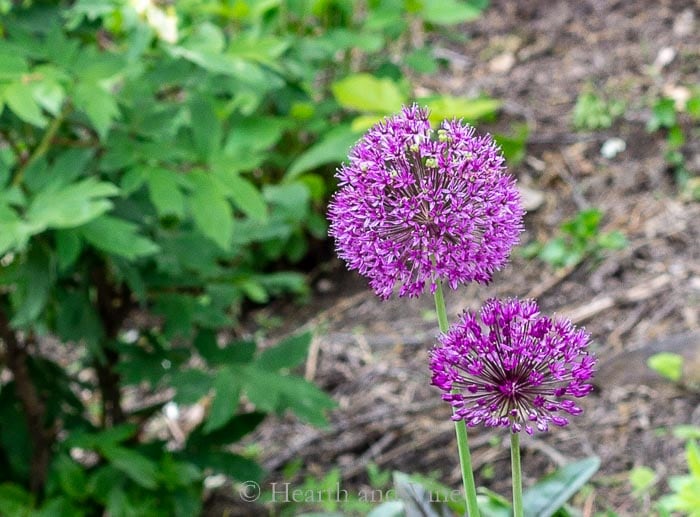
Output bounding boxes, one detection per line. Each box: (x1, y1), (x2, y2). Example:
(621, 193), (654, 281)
(257, 332), (312, 371)
(187, 172), (233, 250)
(74, 81), (120, 140)
(522, 456), (600, 517)
(286, 125), (359, 180)
(25, 178), (119, 230)
(79, 215), (159, 259)
(331, 73), (406, 113)
(203, 368), (241, 434)
(4, 82), (47, 127)
(146, 167), (186, 218)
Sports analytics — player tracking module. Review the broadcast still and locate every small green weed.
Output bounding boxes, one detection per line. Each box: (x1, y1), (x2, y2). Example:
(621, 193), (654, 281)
(522, 209), (627, 268)
(573, 92), (626, 130)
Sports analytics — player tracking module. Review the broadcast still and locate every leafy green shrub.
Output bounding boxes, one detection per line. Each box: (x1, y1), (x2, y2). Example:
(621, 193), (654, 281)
(0, 0), (498, 514)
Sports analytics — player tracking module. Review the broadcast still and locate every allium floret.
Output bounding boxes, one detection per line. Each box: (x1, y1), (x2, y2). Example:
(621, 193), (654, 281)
(327, 104), (524, 299)
(430, 298), (595, 434)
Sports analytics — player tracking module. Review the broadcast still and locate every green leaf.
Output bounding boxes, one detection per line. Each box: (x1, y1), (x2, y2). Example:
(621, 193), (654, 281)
(647, 98), (677, 132)
(0, 205), (31, 255)
(187, 172), (233, 250)
(25, 178), (119, 230)
(629, 466), (656, 494)
(217, 170), (268, 222)
(74, 81), (120, 140)
(647, 352), (683, 383)
(598, 231), (627, 250)
(242, 364), (336, 426)
(194, 330), (256, 365)
(10, 246), (53, 328)
(189, 412), (266, 449)
(539, 238), (568, 267)
(0, 51), (28, 80)
(145, 167), (186, 219)
(673, 425), (700, 440)
(55, 230), (82, 271)
(54, 289), (104, 347)
(405, 47), (439, 74)
(420, 0), (488, 25)
(4, 82), (47, 127)
(422, 95), (501, 124)
(223, 116), (286, 156)
(31, 78), (65, 116)
(53, 455), (88, 501)
(687, 441), (700, 478)
(189, 96), (221, 160)
(0, 483), (34, 517)
(286, 126), (359, 180)
(159, 455), (202, 490)
(188, 450), (262, 482)
(331, 73), (406, 113)
(203, 367), (241, 434)
(172, 369), (212, 405)
(100, 444), (159, 490)
(79, 215), (159, 259)
(257, 332), (312, 371)
(522, 456), (600, 517)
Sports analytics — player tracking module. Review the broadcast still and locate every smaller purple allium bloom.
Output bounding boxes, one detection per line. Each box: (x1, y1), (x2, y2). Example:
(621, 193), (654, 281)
(327, 105), (524, 299)
(430, 298), (595, 434)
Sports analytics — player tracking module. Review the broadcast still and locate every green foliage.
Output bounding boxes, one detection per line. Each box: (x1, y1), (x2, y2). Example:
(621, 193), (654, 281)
(522, 208), (627, 268)
(647, 94), (700, 201)
(659, 441), (700, 516)
(573, 92), (625, 130)
(629, 466), (657, 498)
(647, 352), (684, 383)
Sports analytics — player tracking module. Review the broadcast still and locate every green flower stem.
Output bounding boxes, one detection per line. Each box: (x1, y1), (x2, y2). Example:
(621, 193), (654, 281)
(510, 431), (524, 517)
(433, 282), (480, 517)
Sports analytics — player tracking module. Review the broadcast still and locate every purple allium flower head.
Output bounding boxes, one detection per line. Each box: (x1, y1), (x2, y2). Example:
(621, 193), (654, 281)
(327, 105), (524, 299)
(430, 298), (595, 434)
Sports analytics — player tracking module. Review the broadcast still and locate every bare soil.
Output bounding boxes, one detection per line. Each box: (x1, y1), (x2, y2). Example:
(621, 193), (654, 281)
(210, 1), (700, 515)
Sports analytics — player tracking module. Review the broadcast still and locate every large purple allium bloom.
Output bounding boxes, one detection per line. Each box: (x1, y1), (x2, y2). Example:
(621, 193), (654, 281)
(430, 298), (595, 434)
(327, 105), (523, 299)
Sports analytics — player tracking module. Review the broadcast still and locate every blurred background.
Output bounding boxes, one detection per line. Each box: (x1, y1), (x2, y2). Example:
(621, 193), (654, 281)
(0, 1), (698, 515)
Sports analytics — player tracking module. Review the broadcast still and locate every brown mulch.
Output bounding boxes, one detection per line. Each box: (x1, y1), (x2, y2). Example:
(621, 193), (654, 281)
(209, 1), (700, 515)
